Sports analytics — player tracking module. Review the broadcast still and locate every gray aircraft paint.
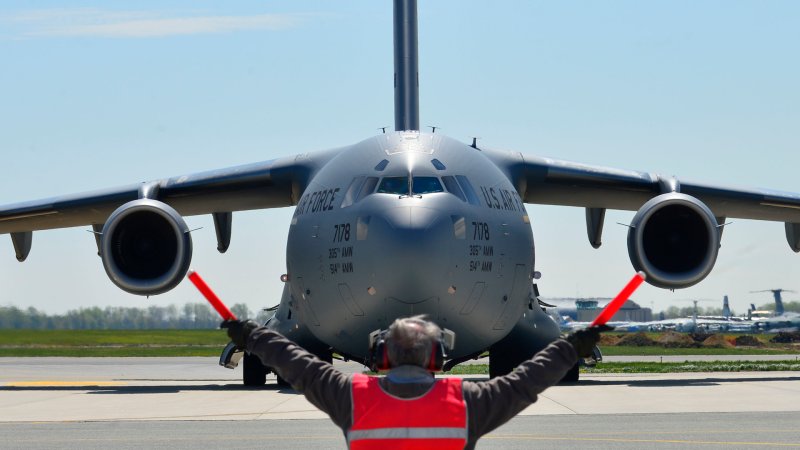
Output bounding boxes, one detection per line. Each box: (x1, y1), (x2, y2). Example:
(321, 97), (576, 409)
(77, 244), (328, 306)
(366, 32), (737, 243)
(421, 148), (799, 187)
(284, 132), (540, 358)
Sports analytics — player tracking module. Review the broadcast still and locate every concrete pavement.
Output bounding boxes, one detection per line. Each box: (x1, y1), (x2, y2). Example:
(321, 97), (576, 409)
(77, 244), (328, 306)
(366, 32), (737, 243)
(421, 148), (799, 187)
(1, 358), (800, 448)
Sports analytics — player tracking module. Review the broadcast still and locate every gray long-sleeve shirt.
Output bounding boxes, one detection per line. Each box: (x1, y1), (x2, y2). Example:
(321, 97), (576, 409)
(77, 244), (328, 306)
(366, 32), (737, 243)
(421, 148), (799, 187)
(247, 329), (578, 449)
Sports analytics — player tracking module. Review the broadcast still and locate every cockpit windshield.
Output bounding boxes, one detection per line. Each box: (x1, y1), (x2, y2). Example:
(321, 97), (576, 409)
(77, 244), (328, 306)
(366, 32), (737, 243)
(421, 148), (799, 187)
(377, 177), (408, 194)
(376, 176), (445, 196)
(412, 177), (444, 194)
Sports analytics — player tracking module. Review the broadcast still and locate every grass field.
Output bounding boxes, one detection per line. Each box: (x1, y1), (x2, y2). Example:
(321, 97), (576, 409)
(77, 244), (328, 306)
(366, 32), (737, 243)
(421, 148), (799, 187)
(602, 345), (800, 356)
(0, 329), (227, 357)
(447, 360), (800, 375)
(2, 330), (799, 374)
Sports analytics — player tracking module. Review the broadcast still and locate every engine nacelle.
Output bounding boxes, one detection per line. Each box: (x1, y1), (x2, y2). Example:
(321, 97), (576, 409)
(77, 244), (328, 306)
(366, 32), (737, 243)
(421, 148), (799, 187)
(101, 199), (192, 295)
(627, 193), (720, 289)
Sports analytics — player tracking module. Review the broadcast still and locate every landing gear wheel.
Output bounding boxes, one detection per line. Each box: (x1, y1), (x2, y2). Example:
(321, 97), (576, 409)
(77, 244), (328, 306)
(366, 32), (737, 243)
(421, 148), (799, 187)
(243, 352), (268, 386)
(560, 362), (580, 383)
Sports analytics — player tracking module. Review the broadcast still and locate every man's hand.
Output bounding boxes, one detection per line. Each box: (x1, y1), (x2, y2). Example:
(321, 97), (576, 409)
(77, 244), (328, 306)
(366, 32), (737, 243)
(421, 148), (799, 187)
(565, 325), (614, 358)
(220, 319), (260, 349)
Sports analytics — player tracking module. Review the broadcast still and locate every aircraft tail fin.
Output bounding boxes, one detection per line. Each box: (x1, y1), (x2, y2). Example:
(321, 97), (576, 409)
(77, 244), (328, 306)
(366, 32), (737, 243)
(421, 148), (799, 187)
(774, 291), (785, 316)
(722, 295), (731, 319)
(393, 0), (420, 131)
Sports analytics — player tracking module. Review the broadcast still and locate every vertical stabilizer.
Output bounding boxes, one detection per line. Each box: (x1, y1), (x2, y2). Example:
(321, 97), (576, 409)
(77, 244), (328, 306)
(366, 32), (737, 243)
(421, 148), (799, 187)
(393, 0), (420, 131)
(773, 290), (785, 316)
(722, 295), (731, 319)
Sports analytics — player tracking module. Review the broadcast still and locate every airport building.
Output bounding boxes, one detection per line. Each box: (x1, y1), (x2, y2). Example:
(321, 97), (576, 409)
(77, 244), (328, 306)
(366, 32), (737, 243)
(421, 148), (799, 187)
(576, 299), (653, 323)
(545, 297), (653, 323)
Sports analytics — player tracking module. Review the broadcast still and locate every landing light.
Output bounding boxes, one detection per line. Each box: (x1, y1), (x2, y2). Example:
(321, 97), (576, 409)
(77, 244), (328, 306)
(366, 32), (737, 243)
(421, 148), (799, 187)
(448, 286), (456, 294)
(367, 286), (377, 295)
(280, 274), (289, 282)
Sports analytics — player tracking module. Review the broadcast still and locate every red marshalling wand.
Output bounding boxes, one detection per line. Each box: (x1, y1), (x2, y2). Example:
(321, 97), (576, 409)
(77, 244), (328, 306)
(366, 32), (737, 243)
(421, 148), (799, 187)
(590, 271), (647, 327)
(187, 270), (237, 321)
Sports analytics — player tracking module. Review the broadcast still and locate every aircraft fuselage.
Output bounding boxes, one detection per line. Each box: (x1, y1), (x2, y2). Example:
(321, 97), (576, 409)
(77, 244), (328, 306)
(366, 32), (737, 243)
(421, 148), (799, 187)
(286, 132), (536, 358)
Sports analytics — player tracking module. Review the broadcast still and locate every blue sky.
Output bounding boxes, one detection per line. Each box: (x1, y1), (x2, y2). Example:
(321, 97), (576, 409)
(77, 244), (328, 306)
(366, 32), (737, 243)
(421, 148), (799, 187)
(1, 1), (799, 316)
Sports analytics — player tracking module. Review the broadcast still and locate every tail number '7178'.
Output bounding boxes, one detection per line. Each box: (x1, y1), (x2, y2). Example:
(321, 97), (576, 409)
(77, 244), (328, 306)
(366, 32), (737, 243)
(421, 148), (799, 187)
(472, 221), (490, 241)
(333, 223), (351, 242)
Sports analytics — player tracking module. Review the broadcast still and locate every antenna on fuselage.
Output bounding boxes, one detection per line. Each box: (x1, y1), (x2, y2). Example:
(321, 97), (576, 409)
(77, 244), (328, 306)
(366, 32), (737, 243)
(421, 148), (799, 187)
(394, 0), (420, 131)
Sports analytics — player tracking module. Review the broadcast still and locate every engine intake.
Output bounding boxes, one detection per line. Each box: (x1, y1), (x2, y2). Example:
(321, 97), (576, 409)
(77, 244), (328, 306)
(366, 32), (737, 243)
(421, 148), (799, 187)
(101, 199), (192, 295)
(627, 193), (720, 289)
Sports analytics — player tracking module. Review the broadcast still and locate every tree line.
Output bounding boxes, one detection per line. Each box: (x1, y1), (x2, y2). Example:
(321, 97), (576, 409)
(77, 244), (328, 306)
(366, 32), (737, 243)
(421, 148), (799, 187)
(2, 300), (796, 330)
(0, 303), (271, 330)
(754, 300), (800, 313)
(661, 305), (725, 319)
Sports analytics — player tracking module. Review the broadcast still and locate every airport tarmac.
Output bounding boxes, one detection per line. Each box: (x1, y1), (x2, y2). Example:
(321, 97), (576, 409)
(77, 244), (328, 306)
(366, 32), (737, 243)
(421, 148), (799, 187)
(1, 357), (800, 448)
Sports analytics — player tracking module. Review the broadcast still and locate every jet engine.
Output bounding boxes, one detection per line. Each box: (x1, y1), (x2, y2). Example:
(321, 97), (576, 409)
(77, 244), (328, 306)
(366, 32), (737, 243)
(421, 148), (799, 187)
(100, 199), (192, 295)
(627, 193), (720, 289)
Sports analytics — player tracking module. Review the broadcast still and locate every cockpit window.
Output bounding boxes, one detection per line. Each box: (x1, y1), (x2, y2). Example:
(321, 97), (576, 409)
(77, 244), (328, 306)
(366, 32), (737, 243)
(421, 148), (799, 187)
(374, 159), (390, 171)
(412, 177), (444, 194)
(341, 176), (365, 208)
(456, 175), (481, 206)
(376, 176), (445, 196)
(377, 177), (408, 195)
(356, 177), (379, 202)
(442, 176), (466, 202)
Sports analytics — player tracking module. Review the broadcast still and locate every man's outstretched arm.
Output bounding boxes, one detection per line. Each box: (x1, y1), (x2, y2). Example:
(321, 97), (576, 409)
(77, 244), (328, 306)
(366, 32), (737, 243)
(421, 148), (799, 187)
(462, 338), (577, 439)
(225, 321), (353, 429)
(462, 325), (610, 440)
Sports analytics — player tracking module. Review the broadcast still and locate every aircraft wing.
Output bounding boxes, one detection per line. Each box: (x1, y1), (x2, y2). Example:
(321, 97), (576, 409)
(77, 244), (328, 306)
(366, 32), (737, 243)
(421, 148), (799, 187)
(489, 150), (800, 223)
(0, 151), (334, 236)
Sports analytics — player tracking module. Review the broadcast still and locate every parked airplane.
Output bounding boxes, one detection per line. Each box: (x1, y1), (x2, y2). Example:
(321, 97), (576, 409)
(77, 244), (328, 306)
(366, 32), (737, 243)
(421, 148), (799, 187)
(675, 293), (800, 333)
(750, 289), (800, 332)
(3, 1), (800, 384)
(625, 293), (799, 333)
(757, 313), (800, 332)
(554, 295), (755, 334)
(751, 289), (795, 316)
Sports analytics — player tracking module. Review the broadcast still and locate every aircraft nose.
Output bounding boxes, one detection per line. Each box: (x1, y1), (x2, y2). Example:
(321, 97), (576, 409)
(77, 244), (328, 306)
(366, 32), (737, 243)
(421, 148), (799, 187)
(381, 205), (438, 231)
(368, 205), (453, 302)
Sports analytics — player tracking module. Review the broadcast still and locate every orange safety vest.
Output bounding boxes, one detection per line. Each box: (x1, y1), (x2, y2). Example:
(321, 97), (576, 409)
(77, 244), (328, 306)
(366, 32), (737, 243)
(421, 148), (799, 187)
(347, 373), (468, 450)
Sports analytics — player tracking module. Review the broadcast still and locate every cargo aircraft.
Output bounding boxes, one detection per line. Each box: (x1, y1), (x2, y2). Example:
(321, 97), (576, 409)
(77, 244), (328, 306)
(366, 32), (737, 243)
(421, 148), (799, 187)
(750, 289), (800, 332)
(3, 1), (800, 383)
